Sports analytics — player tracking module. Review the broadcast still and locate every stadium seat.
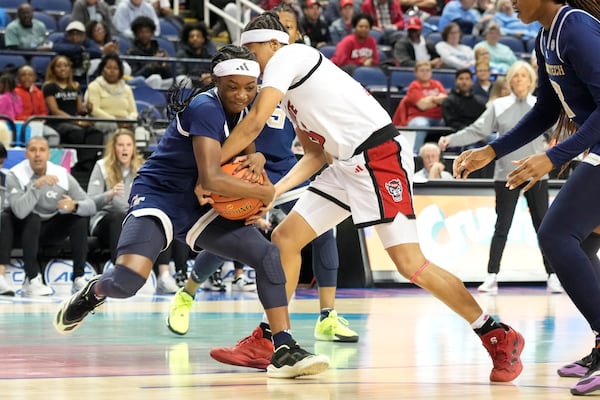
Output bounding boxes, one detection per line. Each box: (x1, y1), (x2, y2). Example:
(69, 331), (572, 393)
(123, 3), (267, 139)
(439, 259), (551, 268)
(30, 55), (52, 81)
(432, 70), (457, 91)
(426, 32), (442, 45)
(159, 18), (180, 38)
(133, 86), (167, 118)
(155, 36), (176, 56)
(31, 0), (73, 14)
(320, 45), (336, 59)
(115, 36), (131, 54)
(498, 35), (525, 54)
(526, 37), (537, 53)
(3, 0), (25, 8)
(352, 66), (388, 90)
(368, 29), (384, 44)
(33, 11), (58, 31)
(58, 14), (71, 32)
(0, 54), (27, 72)
(389, 68), (415, 91)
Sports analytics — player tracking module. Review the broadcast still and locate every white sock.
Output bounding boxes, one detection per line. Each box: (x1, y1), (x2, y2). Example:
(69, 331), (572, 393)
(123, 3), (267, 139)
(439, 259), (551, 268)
(470, 312), (489, 330)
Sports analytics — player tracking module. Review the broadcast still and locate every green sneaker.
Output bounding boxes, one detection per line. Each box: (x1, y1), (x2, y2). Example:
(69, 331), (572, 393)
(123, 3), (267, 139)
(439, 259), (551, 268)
(167, 288), (194, 335)
(314, 310), (359, 342)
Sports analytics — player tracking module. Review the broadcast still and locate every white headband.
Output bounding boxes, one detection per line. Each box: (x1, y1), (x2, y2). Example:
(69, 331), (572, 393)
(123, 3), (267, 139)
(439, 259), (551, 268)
(240, 29), (289, 46)
(213, 59), (260, 78)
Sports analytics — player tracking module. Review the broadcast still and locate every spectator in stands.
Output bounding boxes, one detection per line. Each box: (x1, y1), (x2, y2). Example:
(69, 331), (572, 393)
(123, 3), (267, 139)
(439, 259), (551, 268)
(113, 0), (160, 40)
(397, 60), (447, 154)
(51, 21), (103, 86)
(0, 137), (96, 296)
(0, 74), (22, 148)
(493, 0), (541, 41)
(474, 22), (517, 74)
(87, 128), (143, 266)
(392, 16), (442, 68)
(331, 13), (379, 75)
(329, 0), (354, 45)
(485, 75), (510, 105)
(15, 66), (61, 147)
(147, 0), (173, 17)
(301, 0), (331, 49)
(399, 0), (439, 16)
(361, 0), (405, 44)
(84, 53), (138, 136)
(126, 16), (173, 90)
(4, 3), (48, 50)
(438, 0), (481, 34)
(43, 55), (104, 174)
(174, 22), (216, 88)
(72, 0), (115, 35)
(472, 60), (492, 103)
(441, 68), (486, 131)
(0, 143), (14, 296)
(472, 0), (495, 35)
(86, 20), (119, 56)
(415, 143), (453, 180)
(473, 45), (502, 75)
(435, 21), (475, 69)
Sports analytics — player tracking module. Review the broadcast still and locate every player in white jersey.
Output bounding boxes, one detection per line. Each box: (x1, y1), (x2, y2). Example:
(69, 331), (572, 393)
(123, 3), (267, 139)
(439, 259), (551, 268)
(216, 11), (525, 383)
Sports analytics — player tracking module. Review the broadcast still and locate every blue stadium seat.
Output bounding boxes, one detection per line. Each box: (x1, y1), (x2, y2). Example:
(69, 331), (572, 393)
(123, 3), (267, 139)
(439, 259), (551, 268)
(115, 36), (131, 54)
(33, 11), (57, 31)
(460, 34), (478, 48)
(352, 66), (388, 91)
(30, 55), (52, 81)
(159, 18), (180, 38)
(0, 54), (26, 71)
(3, 0), (25, 8)
(368, 29), (384, 44)
(58, 14), (71, 32)
(155, 37), (176, 56)
(526, 37), (537, 53)
(390, 68), (415, 91)
(31, 0), (72, 14)
(320, 45), (336, 59)
(498, 35), (525, 54)
(133, 86), (166, 109)
(432, 70), (457, 91)
(426, 32), (442, 45)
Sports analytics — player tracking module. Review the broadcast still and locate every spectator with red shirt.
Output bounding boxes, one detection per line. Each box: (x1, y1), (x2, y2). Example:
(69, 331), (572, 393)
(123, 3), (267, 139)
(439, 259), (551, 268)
(14, 66), (60, 147)
(360, 0), (405, 44)
(331, 13), (379, 75)
(399, 60), (447, 154)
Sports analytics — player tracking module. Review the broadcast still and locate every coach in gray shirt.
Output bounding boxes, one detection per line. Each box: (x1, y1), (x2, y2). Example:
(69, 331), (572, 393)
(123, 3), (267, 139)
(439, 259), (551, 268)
(0, 137), (96, 296)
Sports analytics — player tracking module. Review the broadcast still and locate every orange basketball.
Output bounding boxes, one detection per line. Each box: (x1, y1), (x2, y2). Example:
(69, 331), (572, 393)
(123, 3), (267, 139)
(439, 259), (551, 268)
(210, 162), (264, 220)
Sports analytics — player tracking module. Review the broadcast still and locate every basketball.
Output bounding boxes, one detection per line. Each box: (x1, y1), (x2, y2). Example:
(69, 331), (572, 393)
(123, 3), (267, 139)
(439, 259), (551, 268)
(210, 162), (264, 220)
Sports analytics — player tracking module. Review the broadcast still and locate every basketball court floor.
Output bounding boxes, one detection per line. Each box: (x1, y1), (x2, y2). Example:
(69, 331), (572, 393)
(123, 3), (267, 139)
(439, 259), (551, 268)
(0, 286), (591, 399)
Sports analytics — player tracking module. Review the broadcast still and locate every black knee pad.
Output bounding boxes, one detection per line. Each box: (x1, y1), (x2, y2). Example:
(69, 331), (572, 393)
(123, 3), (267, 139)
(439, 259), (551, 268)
(260, 245), (286, 285)
(97, 264), (147, 299)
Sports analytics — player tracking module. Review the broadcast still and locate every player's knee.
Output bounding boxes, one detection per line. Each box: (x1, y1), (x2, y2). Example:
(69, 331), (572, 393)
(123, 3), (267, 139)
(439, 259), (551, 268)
(101, 264), (147, 298)
(259, 245), (286, 285)
(271, 224), (300, 253)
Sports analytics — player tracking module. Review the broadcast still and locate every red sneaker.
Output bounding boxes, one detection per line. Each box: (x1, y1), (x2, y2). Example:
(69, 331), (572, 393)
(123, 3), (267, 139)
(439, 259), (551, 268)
(210, 326), (274, 369)
(480, 323), (525, 382)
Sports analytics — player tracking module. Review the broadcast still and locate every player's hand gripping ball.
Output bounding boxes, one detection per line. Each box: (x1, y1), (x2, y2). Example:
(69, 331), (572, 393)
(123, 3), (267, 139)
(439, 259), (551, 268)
(210, 162), (265, 220)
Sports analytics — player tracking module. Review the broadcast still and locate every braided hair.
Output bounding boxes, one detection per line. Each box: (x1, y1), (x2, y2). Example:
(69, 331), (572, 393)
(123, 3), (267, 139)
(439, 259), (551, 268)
(568, 0), (600, 20)
(243, 11), (287, 33)
(166, 45), (257, 119)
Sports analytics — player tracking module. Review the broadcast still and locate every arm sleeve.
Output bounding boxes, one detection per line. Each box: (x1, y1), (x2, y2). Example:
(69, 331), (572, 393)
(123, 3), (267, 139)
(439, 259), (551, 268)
(67, 176), (96, 216)
(446, 106), (495, 147)
(86, 163), (110, 209)
(6, 173), (40, 219)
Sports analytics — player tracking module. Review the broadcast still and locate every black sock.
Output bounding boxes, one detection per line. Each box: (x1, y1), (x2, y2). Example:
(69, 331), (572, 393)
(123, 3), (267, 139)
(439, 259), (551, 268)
(260, 322), (272, 341)
(273, 330), (293, 348)
(320, 308), (333, 321)
(474, 316), (502, 336)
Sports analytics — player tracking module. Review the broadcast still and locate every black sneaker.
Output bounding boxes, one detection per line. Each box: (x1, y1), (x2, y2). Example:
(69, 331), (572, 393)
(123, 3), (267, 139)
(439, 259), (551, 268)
(202, 269), (226, 292)
(266, 340), (330, 378)
(54, 275), (105, 334)
(175, 270), (188, 288)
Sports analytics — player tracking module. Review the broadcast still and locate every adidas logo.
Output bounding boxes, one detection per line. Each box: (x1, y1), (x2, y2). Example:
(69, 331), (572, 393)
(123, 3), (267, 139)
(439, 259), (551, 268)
(236, 62), (251, 71)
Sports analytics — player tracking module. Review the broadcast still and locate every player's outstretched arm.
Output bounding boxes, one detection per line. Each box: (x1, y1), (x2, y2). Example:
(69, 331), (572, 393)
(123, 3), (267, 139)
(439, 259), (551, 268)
(453, 145), (497, 179)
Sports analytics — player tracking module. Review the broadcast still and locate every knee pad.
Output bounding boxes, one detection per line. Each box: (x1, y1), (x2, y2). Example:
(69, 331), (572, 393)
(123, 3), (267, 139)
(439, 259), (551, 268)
(259, 245), (286, 285)
(97, 264), (147, 299)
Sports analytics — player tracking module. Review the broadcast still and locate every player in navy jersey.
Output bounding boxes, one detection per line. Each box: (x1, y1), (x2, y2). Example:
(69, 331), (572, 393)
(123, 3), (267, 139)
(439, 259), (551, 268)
(453, 0), (600, 395)
(53, 44), (329, 379)
(215, 11), (526, 383)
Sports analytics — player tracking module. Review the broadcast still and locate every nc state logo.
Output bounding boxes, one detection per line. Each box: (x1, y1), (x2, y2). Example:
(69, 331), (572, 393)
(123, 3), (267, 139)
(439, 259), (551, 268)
(385, 179), (403, 202)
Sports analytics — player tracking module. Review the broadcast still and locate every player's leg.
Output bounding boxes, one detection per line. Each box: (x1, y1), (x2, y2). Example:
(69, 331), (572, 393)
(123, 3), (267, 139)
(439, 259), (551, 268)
(197, 219), (329, 378)
(54, 215), (165, 334)
(376, 218), (524, 382)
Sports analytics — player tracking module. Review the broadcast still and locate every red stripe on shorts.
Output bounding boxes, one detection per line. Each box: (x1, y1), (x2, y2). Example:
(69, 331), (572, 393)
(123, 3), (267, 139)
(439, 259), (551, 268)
(365, 139), (415, 220)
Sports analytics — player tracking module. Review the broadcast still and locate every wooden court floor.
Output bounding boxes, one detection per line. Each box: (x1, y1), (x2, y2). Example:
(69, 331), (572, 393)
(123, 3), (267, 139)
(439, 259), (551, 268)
(0, 286), (592, 399)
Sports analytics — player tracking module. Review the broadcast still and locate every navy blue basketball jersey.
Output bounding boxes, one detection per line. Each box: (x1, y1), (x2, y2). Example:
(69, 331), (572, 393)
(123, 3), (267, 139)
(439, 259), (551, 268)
(492, 6), (600, 167)
(129, 88), (247, 242)
(255, 105), (308, 187)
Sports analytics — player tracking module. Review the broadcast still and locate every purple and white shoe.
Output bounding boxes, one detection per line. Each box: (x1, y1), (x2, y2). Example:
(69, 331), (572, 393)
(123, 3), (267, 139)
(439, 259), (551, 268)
(571, 370), (600, 396)
(558, 350), (596, 378)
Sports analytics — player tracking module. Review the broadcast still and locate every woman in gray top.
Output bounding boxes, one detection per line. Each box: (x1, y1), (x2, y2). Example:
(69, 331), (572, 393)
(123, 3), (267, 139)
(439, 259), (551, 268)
(438, 60), (562, 294)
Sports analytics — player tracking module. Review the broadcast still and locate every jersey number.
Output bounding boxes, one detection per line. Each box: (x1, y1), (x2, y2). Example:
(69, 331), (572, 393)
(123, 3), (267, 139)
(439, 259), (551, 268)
(266, 108), (286, 130)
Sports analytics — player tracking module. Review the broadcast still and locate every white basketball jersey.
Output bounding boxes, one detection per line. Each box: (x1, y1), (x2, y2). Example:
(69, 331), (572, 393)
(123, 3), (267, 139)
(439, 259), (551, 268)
(261, 44), (392, 160)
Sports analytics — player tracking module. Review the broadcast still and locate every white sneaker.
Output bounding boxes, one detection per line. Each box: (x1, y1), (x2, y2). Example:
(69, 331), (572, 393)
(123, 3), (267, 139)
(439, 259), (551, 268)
(547, 273), (564, 294)
(22, 274), (53, 297)
(231, 274), (257, 292)
(477, 273), (498, 293)
(156, 273), (180, 294)
(0, 275), (15, 296)
(72, 276), (91, 294)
